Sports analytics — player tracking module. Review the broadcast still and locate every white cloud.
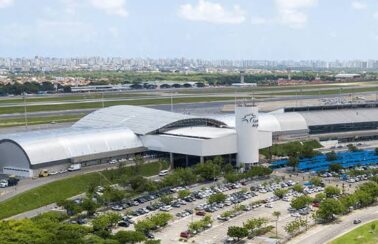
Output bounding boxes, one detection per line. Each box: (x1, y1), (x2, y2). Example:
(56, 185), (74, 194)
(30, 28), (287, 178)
(89, 0), (128, 17)
(351, 1), (367, 10)
(178, 0), (246, 24)
(275, 0), (318, 29)
(0, 0), (14, 8)
(251, 16), (267, 25)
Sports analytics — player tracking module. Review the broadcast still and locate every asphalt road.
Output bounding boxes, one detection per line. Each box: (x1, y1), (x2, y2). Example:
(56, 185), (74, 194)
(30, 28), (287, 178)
(289, 205), (378, 244)
(0, 161), (136, 202)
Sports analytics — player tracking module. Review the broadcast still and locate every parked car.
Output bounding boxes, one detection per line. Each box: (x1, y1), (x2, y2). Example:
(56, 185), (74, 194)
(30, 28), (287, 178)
(180, 231), (191, 238)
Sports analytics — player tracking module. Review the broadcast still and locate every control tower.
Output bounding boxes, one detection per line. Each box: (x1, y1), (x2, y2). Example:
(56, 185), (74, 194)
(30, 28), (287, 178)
(235, 100), (259, 168)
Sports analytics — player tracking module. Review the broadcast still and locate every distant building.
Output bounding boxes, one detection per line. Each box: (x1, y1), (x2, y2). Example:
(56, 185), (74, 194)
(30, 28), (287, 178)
(335, 74), (361, 80)
(231, 83), (257, 87)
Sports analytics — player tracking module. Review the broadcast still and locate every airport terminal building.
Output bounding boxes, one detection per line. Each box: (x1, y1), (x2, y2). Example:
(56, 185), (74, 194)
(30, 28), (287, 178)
(0, 104), (271, 177)
(1, 103), (378, 177)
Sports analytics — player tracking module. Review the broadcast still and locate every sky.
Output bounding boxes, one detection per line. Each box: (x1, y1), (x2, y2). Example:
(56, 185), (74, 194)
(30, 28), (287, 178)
(1, 0), (378, 60)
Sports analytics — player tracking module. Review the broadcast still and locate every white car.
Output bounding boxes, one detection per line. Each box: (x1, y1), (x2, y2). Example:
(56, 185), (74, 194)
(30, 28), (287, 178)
(159, 205), (172, 212)
(265, 203), (273, 208)
(283, 196), (290, 202)
(291, 213), (300, 217)
(159, 170), (168, 176)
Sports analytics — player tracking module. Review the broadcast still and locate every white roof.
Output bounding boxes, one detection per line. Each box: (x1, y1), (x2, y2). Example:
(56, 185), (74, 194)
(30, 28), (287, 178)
(163, 126), (236, 139)
(0, 127), (143, 165)
(300, 108), (378, 126)
(74, 105), (225, 135)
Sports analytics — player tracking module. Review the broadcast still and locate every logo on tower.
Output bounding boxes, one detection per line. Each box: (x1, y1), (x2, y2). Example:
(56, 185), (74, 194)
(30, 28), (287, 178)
(241, 113), (258, 127)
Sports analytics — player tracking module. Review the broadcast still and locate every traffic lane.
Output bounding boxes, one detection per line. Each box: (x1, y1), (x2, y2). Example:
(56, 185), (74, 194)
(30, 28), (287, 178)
(289, 205), (378, 244)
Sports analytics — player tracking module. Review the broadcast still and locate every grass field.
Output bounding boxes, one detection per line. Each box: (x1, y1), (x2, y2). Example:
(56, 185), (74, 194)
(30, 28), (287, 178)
(0, 161), (168, 220)
(0, 114), (85, 127)
(331, 220), (378, 244)
(265, 86), (378, 96)
(0, 93), (154, 104)
(0, 96), (237, 114)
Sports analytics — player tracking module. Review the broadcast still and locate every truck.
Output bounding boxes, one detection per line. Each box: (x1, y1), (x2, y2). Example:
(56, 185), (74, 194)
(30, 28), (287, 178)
(68, 164), (81, 171)
(39, 169), (49, 177)
(7, 176), (19, 186)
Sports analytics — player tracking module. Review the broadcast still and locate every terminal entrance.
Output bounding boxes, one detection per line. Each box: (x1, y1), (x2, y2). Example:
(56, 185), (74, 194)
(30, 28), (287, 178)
(171, 153), (237, 168)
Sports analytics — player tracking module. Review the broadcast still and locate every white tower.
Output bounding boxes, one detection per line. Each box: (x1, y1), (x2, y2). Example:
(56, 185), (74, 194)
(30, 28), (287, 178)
(235, 101), (259, 168)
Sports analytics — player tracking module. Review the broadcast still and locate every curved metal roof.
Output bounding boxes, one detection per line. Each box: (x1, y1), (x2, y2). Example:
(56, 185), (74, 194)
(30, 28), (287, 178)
(73, 105), (226, 135)
(0, 127), (143, 165)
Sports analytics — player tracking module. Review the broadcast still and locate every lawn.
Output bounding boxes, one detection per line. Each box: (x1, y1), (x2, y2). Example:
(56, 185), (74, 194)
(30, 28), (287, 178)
(331, 220), (378, 244)
(0, 161), (168, 219)
(0, 114), (85, 127)
(0, 96), (236, 114)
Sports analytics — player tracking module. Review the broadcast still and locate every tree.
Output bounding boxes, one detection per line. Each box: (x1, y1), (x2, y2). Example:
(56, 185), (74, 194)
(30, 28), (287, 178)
(92, 213), (121, 232)
(133, 155), (145, 175)
(329, 163), (343, 173)
(58, 200), (82, 216)
(354, 189), (374, 207)
(272, 211), (281, 238)
(273, 189), (288, 199)
(159, 195), (174, 205)
(339, 194), (357, 211)
(113, 230), (146, 244)
(347, 144), (359, 152)
(324, 186), (341, 198)
(223, 163), (234, 174)
(208, 192), (226, 204)
(194, 162), (221, 181)
(149, 212), (173, 227)
(127, 175), (148, 192)
(224, 173), (241, 183)
(213, 155), (225, 168)
(243, 217), (267, 231)
(284, 220), (301, 237)
(313, 193), (326, 203)
(291, 196), (313, 210)
(309, 177), (322, 186)
(316, 198), (344, 222)
(177, 189), (191, 199)
(101, 187), (125, 204)
(81, 199), (97, 217)
(134, 219), (154, 233)
(301, 144), (317, 158)
(326, 151), (338, 161)
(227, 226), (248, 241)
(288, 156), (299, 171)
(246, 166), (273, 178)
(292, 184), (304, 193)
(358, 181), (378, 198)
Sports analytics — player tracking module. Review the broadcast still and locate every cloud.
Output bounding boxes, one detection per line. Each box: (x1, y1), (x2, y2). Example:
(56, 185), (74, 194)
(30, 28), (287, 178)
(178, 0), (246, 24)
(89, 0), (128, 17)
(251, 16), (267, 25)
(351, 1), (367, 10)
(0, 0), (14, 8)
(275, 0), (318, 29)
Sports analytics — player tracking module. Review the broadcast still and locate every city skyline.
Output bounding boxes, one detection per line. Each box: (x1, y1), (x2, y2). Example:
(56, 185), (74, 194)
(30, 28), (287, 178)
(1, 0), (378, 59)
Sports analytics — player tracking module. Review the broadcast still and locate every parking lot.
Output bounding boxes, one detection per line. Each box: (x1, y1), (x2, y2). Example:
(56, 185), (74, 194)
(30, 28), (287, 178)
(85, 176), (324, 244)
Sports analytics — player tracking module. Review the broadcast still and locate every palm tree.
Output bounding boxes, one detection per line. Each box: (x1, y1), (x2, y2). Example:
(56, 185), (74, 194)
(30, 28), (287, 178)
(272, 211), (281, 238)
